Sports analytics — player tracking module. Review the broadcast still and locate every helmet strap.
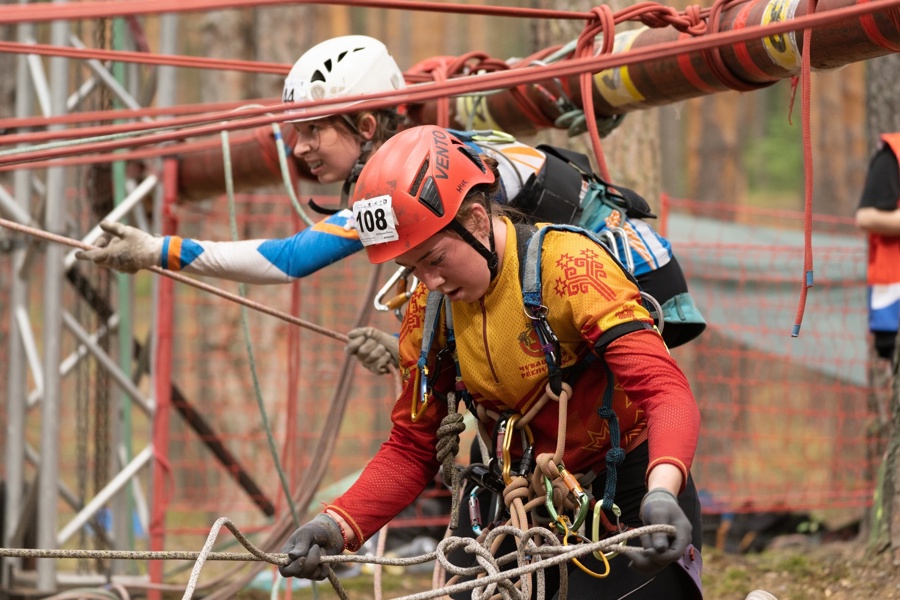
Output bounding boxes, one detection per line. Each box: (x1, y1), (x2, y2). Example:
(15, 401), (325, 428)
(340, 139), (374, 208)
(449, 198), (498, 281)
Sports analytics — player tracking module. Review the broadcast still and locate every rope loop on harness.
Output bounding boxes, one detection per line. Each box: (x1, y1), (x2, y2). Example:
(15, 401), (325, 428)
(438, 391), (465, 529)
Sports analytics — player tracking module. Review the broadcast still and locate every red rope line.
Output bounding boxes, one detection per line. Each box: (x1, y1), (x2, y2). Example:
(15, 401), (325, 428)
(576, 5), (616, 181)
(0, 40), (288, 74)
(859, 0), (900, 50)
(0, 99), (273, 131)
(2, 0), (898, 170)
(792, 0), (818, 337)
(0, 0), (594, 25)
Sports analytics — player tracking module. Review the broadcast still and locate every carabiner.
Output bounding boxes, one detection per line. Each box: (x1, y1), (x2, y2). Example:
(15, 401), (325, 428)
(543, 471), (589, 533)
(410, 364), (431, 422)
(558, 465), (590, 531)
(468, 486), (484, 535)
(374, 266), (418, 320)
(592, 500), (623, 560)
(500, 416), (535, 485)
(562, 525), (612, 579)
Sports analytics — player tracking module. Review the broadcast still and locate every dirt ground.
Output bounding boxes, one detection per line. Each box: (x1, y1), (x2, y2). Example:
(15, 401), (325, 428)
(701, 539), (900, 600)
(232, 537), (900, 600)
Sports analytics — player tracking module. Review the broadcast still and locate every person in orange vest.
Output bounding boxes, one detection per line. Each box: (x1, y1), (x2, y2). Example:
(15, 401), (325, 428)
(855, 133), (900, 362)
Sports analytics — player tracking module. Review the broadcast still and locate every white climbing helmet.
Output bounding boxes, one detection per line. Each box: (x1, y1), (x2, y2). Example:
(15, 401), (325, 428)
(282, 35), (406, 122)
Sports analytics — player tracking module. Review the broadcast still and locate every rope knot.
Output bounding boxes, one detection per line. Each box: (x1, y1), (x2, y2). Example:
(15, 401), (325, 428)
(606, 447), (626, 466)
(597, 405), (615, 420)
(436, 411), (465, 465)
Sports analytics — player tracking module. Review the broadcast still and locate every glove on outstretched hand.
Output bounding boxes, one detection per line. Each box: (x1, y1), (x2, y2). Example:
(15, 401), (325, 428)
(630, 488), (692, 574)
(279, 514), (345, 580)
(75, 220), (163, 274)
(346, 327), (399, 374)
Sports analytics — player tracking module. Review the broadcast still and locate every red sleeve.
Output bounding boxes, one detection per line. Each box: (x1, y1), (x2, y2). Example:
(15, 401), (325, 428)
(603, 329), (700, 489)
(328, 385), (447, 546)
(328, 285), (456, 545)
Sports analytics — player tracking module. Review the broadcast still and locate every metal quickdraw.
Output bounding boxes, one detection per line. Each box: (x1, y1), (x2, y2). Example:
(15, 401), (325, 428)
(412, 344), (453, 422)
(591, 500), (624, 561)
(467, 485), (500, 535)
(557, 516), (612, 579)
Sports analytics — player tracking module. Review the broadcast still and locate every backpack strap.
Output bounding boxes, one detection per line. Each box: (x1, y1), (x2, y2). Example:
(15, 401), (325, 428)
(518, 222), (656, 511)
(536, 143), (657, 220)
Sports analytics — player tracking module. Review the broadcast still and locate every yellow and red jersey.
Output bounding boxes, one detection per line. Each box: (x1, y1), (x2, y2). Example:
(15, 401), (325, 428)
(328, 219), (699, 546)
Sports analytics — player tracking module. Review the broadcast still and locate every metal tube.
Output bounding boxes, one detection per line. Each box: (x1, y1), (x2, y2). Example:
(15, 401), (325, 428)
(69, 35), (144, 112)
(56, 446), (154, 546)
(0, 183), (35, 225)
(2, 8), (35, 585)
(61, 311), (154, 416)
(14, 307), (43, 397)
(27, 314), (119, 408)
(36, 4), (68, 589)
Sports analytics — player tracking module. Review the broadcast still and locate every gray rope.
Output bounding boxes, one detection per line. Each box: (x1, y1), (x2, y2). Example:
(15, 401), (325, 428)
(0, 516), (675, 600)
(436, 391), (466, 530)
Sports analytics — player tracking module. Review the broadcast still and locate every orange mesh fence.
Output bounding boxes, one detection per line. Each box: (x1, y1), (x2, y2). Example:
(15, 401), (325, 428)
(0, 191), (887, 559)
(663, 195), (884, 515)
(161, 193), (403, 541)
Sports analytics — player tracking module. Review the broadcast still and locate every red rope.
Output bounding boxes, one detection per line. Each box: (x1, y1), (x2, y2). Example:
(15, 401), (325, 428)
(792, 0), (818, 337)
(0, 40), (288, 74)
(0, 0), (594, 25)
(2, 0), (897, 169)
(575, 5), (616, 181)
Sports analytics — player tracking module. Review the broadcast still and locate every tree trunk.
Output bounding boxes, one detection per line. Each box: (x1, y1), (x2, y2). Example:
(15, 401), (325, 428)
(864, 51), (900, 557)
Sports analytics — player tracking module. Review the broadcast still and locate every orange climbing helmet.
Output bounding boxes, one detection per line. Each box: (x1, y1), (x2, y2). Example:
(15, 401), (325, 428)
(351, 125), (495, 265)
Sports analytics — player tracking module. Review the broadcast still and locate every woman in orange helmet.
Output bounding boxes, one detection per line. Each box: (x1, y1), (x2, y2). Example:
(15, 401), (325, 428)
(278, 125), (705, 599)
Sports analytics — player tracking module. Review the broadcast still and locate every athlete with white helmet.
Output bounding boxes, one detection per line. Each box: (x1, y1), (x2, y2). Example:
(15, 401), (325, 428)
(77, 34), (706, 366)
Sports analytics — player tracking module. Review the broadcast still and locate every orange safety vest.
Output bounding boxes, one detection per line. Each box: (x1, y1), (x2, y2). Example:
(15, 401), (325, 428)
(867, 133), (900, 285)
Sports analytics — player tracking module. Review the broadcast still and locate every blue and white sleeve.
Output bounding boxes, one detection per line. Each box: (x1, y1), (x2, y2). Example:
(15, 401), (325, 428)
(159, 210), (364, 284)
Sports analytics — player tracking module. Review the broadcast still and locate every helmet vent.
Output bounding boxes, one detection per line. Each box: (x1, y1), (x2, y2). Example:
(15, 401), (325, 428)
(458, 145), (487, 172)
(409, 157), (429, 197)
(418, 177), (444, 217)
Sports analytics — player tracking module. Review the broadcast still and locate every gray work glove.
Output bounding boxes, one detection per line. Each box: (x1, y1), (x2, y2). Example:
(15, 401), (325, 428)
(630, 488), (692, 573)
(75, 220), (163, 274)
(279, 514), (345, 580)
(346, 327), (399, 374)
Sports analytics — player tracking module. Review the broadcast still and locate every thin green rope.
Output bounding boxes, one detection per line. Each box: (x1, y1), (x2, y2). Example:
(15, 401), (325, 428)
(220, 129), (300, 527)
(0, 123), (188, 158)
(271, 124), (316, 228)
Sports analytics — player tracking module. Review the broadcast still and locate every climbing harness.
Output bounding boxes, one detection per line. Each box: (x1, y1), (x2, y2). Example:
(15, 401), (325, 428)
(414, 220), (662, 590)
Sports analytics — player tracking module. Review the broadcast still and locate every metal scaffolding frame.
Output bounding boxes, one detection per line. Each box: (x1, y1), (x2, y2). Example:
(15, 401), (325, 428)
(1, 7), (180, 595)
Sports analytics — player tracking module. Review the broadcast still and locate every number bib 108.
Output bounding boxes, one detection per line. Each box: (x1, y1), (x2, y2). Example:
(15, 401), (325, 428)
(353, 195), (399, 246)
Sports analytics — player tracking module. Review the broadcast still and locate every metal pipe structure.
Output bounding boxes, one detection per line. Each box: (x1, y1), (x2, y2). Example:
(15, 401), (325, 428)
(35, 4), (69, 590)
(175, 0), (900, 202)
(1, 2), (36, 588)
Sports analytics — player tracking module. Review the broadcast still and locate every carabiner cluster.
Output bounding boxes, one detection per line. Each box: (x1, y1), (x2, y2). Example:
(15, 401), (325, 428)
(542, 464), (589, 534)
